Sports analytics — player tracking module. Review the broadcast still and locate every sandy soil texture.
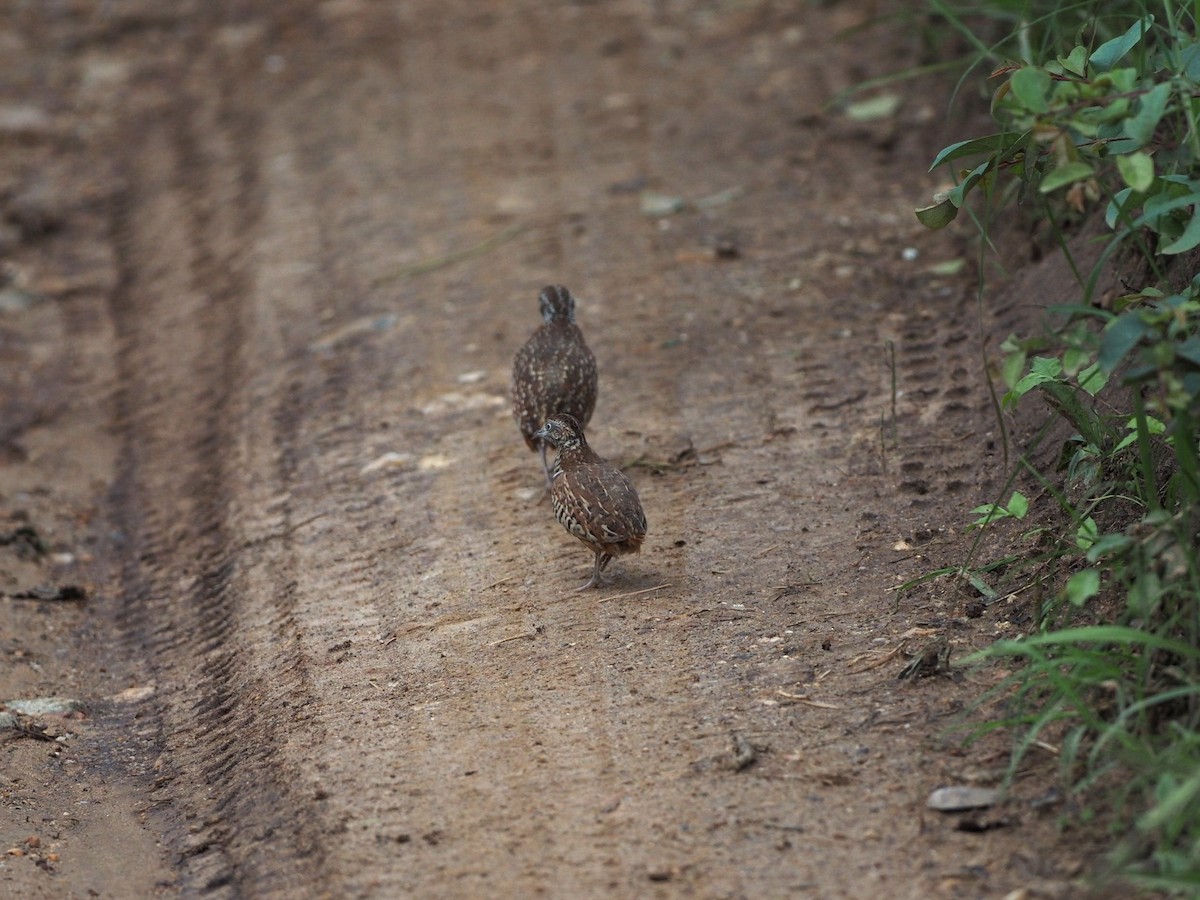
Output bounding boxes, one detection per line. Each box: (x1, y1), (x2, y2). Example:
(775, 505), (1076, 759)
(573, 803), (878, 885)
(1, 2), (1115, 897)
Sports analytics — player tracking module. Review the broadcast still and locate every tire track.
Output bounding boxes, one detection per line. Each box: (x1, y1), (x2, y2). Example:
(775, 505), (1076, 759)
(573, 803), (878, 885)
(105, 5), (337, 893)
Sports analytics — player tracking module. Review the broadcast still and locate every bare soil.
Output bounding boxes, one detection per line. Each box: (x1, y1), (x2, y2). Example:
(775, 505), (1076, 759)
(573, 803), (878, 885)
(1, 2), (1120, 897)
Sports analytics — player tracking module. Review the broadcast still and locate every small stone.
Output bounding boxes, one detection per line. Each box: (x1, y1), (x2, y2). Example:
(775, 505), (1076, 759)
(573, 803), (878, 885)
(926, 785), (1001, 812)
(713, 239), (740, 260)
(109, 685), (155, 703)
(4, 697), (87, 716)
(0, 105), (53, 138)
(360, 451), (413, 474)
(0, 287), (41, 313)
(640, 192), (686, 217)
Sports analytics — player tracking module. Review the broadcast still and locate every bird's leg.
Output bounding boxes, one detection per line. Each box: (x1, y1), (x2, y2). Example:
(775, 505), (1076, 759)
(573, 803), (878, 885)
(598, 552), (613, 572)
(538, 443), (553, 487)
(576, 548), (605, 591)
(535, 443), (554, 503)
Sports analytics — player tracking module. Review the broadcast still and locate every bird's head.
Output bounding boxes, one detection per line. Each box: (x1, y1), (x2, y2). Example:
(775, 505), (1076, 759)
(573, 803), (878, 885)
(534, 413), (588, 451)
(538, 284), (577, 324)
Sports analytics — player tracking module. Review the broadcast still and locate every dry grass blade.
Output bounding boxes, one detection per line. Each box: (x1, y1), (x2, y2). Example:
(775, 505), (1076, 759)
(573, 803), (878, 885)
(371, 223), (527, 285)
(597, 583), (671, 603)
(775, 689), (842, 709)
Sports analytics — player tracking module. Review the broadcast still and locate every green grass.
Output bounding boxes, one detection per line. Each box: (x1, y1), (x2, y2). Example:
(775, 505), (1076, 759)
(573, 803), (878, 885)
(909, 0), (1200, 890)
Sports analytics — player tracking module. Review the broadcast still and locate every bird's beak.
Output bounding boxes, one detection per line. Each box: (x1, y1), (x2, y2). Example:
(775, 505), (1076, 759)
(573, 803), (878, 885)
(534, 425), (549, 442)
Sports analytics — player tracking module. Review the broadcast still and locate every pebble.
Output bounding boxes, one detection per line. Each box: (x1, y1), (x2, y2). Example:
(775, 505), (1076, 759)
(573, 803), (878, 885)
(108, 685), (155, 703)
(926, 785), (1001, 811)
(0, 104), (53, 138)
(0, 287), (40, 313)
(4, 697), (87, 716)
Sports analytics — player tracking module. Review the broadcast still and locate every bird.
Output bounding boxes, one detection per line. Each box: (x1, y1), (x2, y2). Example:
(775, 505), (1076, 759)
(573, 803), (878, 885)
(511, 285), (598, 486)
(534, 413), (647, 590)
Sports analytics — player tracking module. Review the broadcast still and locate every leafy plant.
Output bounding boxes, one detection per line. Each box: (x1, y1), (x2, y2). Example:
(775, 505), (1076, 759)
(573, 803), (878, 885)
(911, 0), (1200, 889)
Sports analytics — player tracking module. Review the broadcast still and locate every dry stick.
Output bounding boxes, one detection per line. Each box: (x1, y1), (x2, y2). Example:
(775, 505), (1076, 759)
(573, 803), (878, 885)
(371, 223), (527, 286)
(663, 607), (714, 622)
(775, 689), (842, 709)
(490, 631), (539, 646)
(597, 583), (671, 603)
(846, 642), (907, 674)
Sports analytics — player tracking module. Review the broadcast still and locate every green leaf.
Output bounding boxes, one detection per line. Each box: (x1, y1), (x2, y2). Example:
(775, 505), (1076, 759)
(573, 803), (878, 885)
(947, 159), (992, 206)
(1124, 82), (1172, 147)
(1008, 356), (1063, 402)
(1175, 336), (1200, 366)
(1099, 313), (1151, 371)
(1060, 46), (1088, 77)
(1090, 16), (1154, 72)
(1116, 151), (1155, 192)
(1010, 67), (1051, 113)
(964, 570), (997, 600)
(1134, 189), (1200, 230)
(915, 197), (958, 229)
(1086, 533), (1132, 560)
(1105, 187), (1136, 229)
(1077, 361), (1109, 396)
(1039, 161), (1094, 193)
(967, 494), (1025, 528)
(1002, 348), (1027, 389)
(1160, 205), (1200, 253)
(1066, 569), (1100, 606)
(1129, 569), (1163, 617)
(845, 94), (902, 122)
(926, 258), (966, 276)
(1183, 40), (1200, 80)
(1032, 357), (1062, 378)
(1115, 413), (1167, 451)
(928, 134), (1015, 170)
(1075, 516), (1098, 549)
(1062, 347), (1089, 375)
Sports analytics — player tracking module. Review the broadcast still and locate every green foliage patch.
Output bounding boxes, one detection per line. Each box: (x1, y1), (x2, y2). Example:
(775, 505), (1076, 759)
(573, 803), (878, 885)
(913, 0), (1200, 890)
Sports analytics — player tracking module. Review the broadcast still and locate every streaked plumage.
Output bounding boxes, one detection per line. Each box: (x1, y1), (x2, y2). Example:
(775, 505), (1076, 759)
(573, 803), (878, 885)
(511, 285), (598, 485)
(534, 414), (647, 590)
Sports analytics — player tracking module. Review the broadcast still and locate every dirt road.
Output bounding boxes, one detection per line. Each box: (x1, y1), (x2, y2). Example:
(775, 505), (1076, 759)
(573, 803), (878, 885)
(2, 2), (1107, 897)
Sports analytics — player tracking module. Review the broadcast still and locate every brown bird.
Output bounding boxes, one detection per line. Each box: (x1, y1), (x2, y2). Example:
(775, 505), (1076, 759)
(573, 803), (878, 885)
(511, 285), (598, 485)
(534, 414), (647, 590)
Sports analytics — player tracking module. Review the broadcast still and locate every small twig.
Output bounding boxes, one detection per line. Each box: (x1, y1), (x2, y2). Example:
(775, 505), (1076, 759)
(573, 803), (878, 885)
(846, 643), (907, 674)
(752, 543), (781, 560)
(810, 390), (869, 412)
(485, 574), (519, 591)
(239, 511), (333, 551)
(371, 223), (526, 286)
(775, 689), (842, 709)
(663, 607), (714, 622)
(760, 822), (807, 833)
(490, 629), (541, 646)
(1, 717), (57, 743)
(597, 583), (671, 603)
